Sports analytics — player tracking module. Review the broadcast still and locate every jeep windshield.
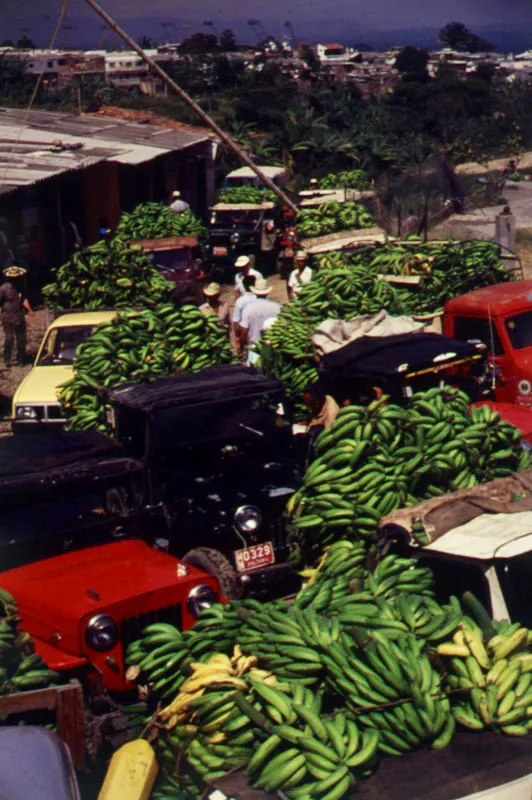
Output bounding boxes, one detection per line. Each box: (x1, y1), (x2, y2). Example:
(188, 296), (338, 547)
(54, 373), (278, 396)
(37, 325), (99, 366)
(0, 485), (135, 570)
(504, 311), (532, 351)
(209, 210), (262, 230)
(146, 249), (190, 273)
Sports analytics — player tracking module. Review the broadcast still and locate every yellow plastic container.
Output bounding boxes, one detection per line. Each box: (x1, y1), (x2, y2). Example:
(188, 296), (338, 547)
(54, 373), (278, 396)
(98, 739), (159, 800)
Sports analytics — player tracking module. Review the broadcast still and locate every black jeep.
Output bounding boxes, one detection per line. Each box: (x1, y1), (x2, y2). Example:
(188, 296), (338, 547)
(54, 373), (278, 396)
(108, 365), (301, 598)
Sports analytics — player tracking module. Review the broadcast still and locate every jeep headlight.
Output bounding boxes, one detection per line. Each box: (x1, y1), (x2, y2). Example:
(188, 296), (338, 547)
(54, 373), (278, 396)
(85, 614), (118, 652)
(231, 232), (240, 243)
(15, 406), (38, 420)
(187, 584), (218, 617)
(234, 505), (261, 533)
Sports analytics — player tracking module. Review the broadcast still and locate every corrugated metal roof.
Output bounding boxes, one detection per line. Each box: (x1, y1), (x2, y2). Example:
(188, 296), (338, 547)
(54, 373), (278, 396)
(0, 106), (211, 195)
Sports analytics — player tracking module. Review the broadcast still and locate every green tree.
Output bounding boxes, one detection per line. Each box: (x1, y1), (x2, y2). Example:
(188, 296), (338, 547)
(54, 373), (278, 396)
(394, 46), (430, 82)
(138, 35), (157, 49)
(178, 33), (218, 55)
(438, 21), (494, 53)
(0, 53), (34, 103)
(219, 28), (237, 52)
(16, 34), (36, 49)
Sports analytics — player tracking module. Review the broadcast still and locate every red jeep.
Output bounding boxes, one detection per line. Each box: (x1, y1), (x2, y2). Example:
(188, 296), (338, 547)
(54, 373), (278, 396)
(444, 281), (532, 410)
(0, 430), (220, 694)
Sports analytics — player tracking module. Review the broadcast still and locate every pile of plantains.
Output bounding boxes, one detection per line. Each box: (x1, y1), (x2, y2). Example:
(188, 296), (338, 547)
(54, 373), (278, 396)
(116, 201), (206, 240)
(296, 201), (376, 238)
(59, 304), (236, 433)
(258, 239), (509, 413)
(125, 537), (532, 800)
(42, 235), (173, 311)
(288, 388), (530, 565)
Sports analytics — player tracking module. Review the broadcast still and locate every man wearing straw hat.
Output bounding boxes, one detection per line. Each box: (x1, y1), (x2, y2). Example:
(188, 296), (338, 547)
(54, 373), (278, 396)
(169, 190), (190, 214)
(199, 282), (231, 329)
(288, 250), (313, 300)
(239, 277), (280, 366)
(0, 266), (34, 367)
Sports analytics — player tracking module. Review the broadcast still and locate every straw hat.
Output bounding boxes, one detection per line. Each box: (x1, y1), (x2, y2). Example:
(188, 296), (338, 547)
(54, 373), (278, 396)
(172, 190), (181, 199)
(3, 266), (26, 278)
(295, 250), (307, 260)
(203, 282), (221, 297)
(251, 277), (272, 296)
(234, 255), (250, 268)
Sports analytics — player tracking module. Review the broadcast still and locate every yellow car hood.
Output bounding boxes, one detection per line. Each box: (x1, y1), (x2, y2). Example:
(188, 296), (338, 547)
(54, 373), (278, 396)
(13, 365), (74, 407)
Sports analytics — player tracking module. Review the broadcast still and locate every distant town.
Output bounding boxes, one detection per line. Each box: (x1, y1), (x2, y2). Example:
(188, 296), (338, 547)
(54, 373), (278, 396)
(1, 38), (531, 99)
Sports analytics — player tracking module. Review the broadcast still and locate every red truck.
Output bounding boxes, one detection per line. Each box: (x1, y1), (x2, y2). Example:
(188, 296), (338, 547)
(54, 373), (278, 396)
(444, 281), (532, 409)
(0, 430), (221, 696)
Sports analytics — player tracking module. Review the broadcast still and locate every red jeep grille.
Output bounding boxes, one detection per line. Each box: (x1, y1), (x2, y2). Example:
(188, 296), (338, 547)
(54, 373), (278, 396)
(121, 604), (183, 653)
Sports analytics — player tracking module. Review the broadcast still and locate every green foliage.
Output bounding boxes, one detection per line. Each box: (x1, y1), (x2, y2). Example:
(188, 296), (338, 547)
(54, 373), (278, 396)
(438, 21), (494, 53)
(116, 202), (206, 240)
(319, 170), (371, 190)
(42, 235), (173, 310)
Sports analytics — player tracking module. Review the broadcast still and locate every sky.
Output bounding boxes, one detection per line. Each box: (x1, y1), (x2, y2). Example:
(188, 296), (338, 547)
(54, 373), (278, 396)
(2, 0), (531, 46)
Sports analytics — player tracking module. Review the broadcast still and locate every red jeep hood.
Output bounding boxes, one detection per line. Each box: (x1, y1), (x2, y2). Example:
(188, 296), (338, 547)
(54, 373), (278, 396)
(0, 540), (209, 653)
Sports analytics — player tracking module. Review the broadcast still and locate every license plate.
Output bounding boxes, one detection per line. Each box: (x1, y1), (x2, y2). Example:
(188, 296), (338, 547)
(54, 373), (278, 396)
(234, 542), (275, 572)
(213, 246), (228, 256)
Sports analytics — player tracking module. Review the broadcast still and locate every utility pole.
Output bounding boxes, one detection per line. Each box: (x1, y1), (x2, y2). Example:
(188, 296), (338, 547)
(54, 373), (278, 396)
(83, 0), (298, 213)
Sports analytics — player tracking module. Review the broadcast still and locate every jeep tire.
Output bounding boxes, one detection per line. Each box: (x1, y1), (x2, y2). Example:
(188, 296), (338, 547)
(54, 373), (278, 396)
(183, 547), (242, 599)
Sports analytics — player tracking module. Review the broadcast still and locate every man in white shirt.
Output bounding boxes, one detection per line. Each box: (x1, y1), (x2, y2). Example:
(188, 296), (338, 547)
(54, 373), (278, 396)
(288, 251), (313, 300)
(240, 278), (280, 365)
(232, 274), (256, 357)
(234, 255), (262, 296)
(169, 190), (190, 214)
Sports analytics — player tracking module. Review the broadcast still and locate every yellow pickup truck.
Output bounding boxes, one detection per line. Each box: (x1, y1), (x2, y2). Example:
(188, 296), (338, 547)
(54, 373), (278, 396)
(12, 311), (116, 430)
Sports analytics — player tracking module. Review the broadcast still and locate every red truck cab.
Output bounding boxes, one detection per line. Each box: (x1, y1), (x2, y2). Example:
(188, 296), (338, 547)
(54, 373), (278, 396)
(444, 281), (532, 410)
(0, 430), (221, 693)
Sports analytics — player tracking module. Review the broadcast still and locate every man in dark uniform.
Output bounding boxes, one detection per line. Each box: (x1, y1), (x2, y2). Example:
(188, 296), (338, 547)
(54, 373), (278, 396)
(0, 266), (34, 367)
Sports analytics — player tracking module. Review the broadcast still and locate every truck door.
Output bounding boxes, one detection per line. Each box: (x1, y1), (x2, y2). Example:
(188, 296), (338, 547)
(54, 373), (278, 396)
(449, 316), (513, 403)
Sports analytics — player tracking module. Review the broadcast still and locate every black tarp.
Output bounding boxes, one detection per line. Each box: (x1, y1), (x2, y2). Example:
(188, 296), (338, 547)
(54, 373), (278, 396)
(318, 332), (482, 382)
(108, 365), (284, 413)
(0, 430), (141, 495)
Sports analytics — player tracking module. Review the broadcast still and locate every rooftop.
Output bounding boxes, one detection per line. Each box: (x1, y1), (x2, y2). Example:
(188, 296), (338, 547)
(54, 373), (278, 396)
(0, 106), (214, 196)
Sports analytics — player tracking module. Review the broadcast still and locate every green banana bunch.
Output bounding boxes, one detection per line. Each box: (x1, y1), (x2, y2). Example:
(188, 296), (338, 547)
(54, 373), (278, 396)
(59, 303), (236, 433)
(289, 388), (530, 565)
(319, 169), (371, 190)
(259, 239), (509, 415)
(243, 683), (380, 799)
(0, 587), (61, 697)
(116, 201), (206, 240)
(216, 186), (278, 205)
(437, 603), (532, 737)
(325, 629), (455, 755)
(42, 235), (173, 310)
(296, 201), (376, 238)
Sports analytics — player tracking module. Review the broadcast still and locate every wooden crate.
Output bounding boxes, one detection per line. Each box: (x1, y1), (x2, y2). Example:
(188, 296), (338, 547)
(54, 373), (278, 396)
(0, 679), (85, 769)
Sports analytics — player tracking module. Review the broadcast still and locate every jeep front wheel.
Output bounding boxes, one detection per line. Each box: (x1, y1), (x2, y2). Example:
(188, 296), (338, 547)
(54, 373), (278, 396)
(183, 547), (242, 599)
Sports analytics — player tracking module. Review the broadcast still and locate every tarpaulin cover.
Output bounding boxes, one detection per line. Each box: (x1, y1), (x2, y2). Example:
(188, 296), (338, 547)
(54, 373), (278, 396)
(318, 332), (481, 381)
(109, 366), (284, 413)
